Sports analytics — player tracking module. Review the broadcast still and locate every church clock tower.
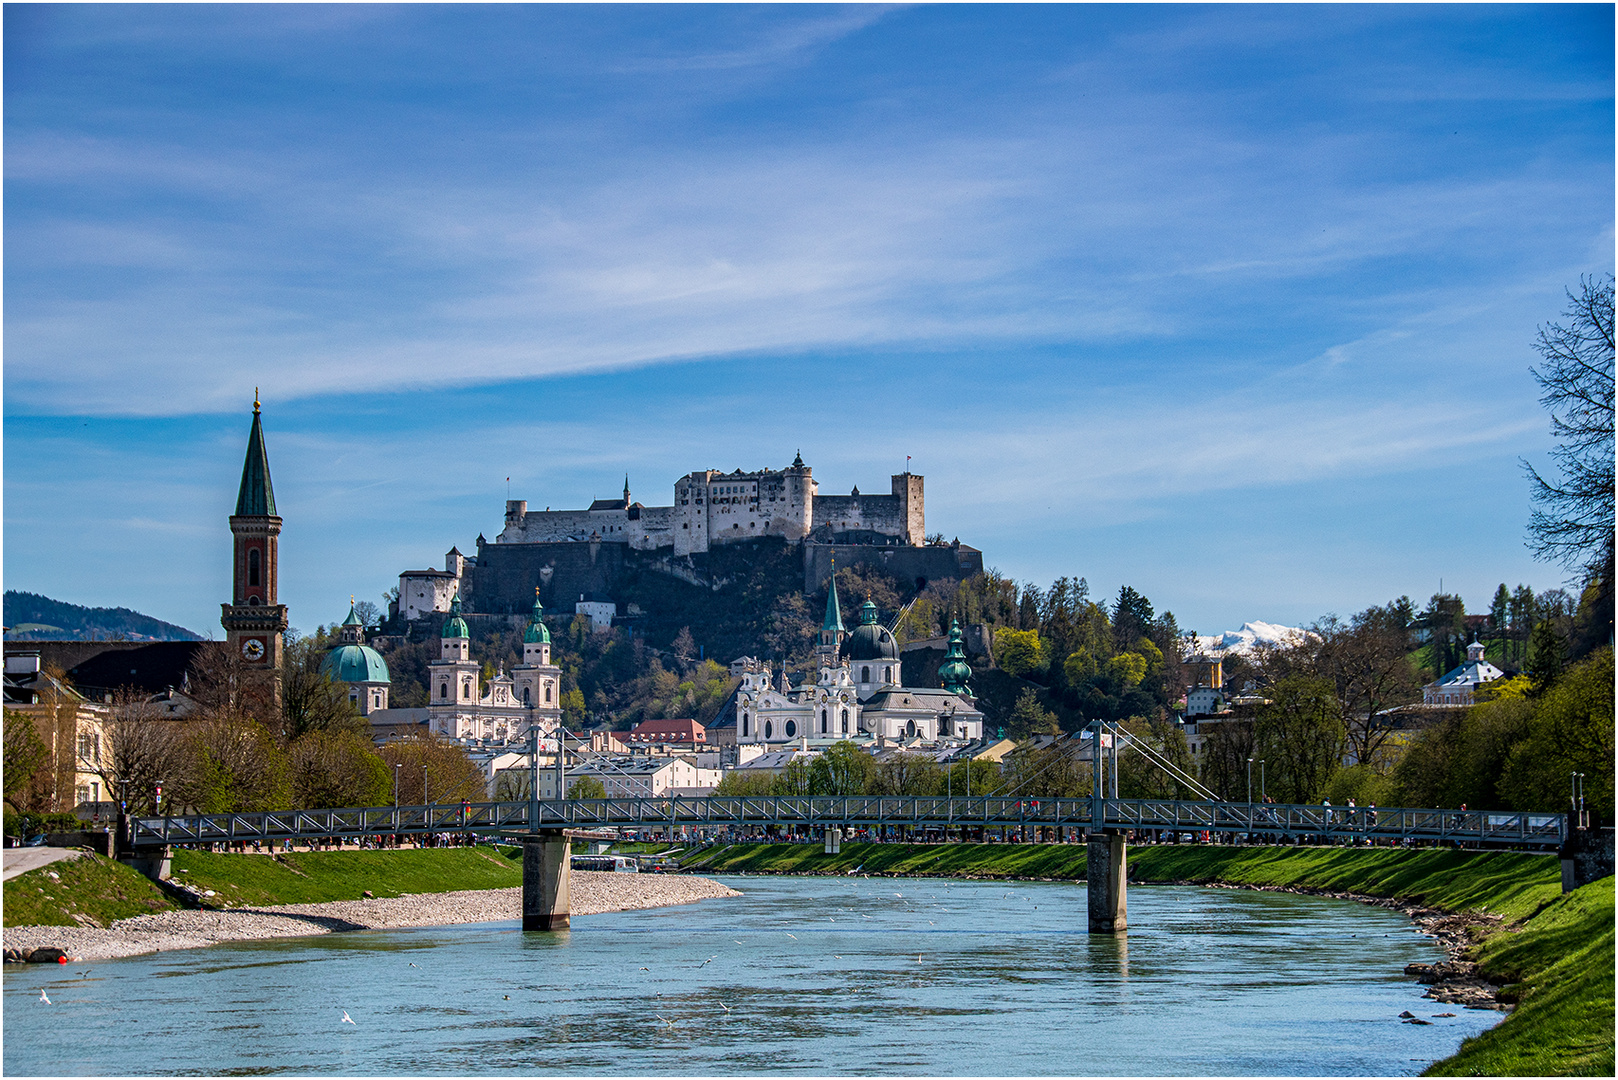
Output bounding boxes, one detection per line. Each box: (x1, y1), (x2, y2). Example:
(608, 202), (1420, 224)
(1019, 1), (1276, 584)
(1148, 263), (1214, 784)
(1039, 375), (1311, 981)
(220, 393), (288, 701)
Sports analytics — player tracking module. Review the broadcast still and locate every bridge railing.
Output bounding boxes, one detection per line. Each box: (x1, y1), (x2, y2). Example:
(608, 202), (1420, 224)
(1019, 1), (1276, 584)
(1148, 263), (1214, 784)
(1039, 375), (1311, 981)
(127, 796), (1565, 848)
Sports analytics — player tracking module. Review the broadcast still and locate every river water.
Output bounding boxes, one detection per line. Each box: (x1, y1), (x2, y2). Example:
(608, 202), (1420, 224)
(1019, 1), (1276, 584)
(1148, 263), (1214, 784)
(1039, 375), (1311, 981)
(4, 876), (1499, 1076)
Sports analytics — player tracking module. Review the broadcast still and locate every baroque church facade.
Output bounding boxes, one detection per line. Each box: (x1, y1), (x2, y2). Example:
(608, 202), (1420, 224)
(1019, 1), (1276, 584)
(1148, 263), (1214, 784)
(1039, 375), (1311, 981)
(733, 578), (984, 746)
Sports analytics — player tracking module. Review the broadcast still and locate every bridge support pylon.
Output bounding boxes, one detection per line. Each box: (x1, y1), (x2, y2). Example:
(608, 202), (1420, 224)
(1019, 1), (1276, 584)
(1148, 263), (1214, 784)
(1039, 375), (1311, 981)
(1086, 830), (1127, 933)
(521, 831), (571, 931)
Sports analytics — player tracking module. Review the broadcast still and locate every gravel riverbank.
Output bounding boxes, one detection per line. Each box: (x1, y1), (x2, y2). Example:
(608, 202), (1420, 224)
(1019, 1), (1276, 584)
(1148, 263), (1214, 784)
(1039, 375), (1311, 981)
(3, 871), (741, 963)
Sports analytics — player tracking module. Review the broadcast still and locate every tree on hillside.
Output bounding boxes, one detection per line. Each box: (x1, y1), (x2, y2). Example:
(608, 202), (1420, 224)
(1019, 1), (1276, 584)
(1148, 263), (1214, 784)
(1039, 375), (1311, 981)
(1308, 603), (1422, 769)
(1501, 647), (1614, 821)
(994, 628), (1049, 679)
(1524, 275), (1615, 580)
(1421, 593), (1467, 678)
(1111, 586), (1154, 652)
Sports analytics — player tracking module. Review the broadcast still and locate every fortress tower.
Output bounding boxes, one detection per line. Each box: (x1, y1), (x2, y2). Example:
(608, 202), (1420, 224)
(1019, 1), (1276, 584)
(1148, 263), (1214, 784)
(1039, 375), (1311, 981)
(220, 393), (289, 705)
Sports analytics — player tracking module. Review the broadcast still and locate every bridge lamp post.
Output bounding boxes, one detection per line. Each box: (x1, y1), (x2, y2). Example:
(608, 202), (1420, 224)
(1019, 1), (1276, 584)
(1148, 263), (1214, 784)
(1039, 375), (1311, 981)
(1259, 760), (1266, 803)
(1247, 758), (1254, 806)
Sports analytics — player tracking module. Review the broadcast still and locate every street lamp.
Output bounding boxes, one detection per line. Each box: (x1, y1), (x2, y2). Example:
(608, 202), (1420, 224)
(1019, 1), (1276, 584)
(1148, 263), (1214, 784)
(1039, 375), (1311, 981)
(1259, 760), (1266, 803)
(1247, 758), (1254, 805)
(423, 765), (430, 807)
(394, 764), (402, 808)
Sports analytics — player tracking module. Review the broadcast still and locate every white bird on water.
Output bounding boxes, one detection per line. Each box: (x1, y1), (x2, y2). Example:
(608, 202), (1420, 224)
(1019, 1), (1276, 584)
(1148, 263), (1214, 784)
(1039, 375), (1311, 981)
(341, 1011), (356, 1025)
(39, 989), (51, 1004)
(657, 1015), (677, 1029)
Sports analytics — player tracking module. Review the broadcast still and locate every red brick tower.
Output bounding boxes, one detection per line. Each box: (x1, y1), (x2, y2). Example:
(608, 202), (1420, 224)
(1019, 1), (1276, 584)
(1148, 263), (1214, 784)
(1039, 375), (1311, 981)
(220, 392), (288, 703)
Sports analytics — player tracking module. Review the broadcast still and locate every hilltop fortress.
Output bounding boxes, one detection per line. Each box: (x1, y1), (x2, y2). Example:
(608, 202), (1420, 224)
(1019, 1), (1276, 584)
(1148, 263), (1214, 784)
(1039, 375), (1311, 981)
(396, 454), (981, 625)
(497, 452), (924, 554)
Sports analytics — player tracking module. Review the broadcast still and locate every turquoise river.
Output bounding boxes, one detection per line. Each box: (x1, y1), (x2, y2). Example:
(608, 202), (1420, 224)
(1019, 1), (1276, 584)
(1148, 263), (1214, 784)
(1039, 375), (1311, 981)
(3, 875), (1501, 1075)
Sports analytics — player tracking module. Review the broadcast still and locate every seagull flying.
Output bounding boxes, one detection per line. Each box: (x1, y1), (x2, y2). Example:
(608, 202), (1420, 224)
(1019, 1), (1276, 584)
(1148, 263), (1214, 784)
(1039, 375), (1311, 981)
(657, 1014), (677, 1029)
(341, 1011), (356, 1025)
(785, 933), (797, 939)
(719, 1002), (732, 1013)
(39, 989), (51, 1004)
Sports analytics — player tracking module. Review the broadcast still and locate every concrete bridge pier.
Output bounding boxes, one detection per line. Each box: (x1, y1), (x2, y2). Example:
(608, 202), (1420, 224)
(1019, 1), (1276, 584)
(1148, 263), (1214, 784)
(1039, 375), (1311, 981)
(521, 831), (571, 931)
(1087, 830), (1127, 933)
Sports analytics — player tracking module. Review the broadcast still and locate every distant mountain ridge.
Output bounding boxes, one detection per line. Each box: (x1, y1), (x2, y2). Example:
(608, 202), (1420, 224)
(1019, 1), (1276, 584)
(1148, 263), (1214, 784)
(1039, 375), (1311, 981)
(1191, 621), (1313, 656)
(3, 591), (203, 642)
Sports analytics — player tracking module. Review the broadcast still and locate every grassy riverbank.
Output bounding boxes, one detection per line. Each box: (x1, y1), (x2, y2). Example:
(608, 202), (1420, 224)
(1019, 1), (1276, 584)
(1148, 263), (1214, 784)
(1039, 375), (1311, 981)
(681, 842), (1563, 918)
(1430, 876), (1614, 1077)
(4, 853), (178, 928)
(168, 846), (523, 906)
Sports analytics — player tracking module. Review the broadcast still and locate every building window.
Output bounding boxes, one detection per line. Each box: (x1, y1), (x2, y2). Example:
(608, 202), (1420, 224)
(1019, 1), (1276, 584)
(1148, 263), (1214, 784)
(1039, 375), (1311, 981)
(821, 715), (828, 734)
(862, 666), (870, 682)
(906, 720), (916, 737)
(785, 720), (797, 738)
(764, 720), (773, 739)
(742, 713), (749, 736)
(545, 684), (552, 703)
(248, 547), (261, 587)
(439, 683), (448, 700)
(885, 666), (893, 683)
(841, 709), (849, 733)
(522, 686), (530, 704)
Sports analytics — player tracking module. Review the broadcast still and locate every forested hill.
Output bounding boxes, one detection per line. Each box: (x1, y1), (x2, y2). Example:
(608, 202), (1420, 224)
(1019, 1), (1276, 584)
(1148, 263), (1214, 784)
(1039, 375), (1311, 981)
(3, 591), (203, 641)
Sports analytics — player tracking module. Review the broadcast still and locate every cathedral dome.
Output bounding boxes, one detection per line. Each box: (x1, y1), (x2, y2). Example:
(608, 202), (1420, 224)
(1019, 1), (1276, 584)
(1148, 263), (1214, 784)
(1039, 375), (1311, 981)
(844, 598), (898, 661)
(442, 595), (469, 639)
(323, 643), (391, 685)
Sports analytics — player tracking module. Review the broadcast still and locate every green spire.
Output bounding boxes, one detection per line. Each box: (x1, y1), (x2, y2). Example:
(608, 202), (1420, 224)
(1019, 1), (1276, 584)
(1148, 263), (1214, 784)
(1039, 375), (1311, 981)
(234, 392), (277, 517)
(523, 590), (550, 645)
(821, 575), (845, 636)
(341, 602), (363, 627)
(939, 618), (973, 696)
(441, 593), (469, 639)
(858, 596), (879, 626)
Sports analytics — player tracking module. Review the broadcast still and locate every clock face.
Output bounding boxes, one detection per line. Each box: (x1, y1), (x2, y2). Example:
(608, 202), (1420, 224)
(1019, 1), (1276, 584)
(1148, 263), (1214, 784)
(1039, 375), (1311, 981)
(241, 638), (266, 662)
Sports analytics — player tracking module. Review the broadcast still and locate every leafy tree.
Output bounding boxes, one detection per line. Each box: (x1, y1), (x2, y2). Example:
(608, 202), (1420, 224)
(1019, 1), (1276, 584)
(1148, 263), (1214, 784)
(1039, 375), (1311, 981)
(1526, 619), (1567, 695)
(93, 689), (185, 815)
(809, 740), (876, 796)
(378, 736), (486, 804)
(771, 758), (812, 797)
(1063, 649), (1099, 686)
(994, 628), (1049, 678)
(1421, 593), (1468, 678)
(177, 716), (291, 813)
(998, 742), (1087, 798)
(3, 711), (49, 811)
(715, 770), (776, 796)
(352, 600), (383, 628)
(288, 730), (390, 809)
(1254, 676), (1345, 804)
(871, 755), (942, 796)
(1005, 688), (1060, 738)
(941, 757), (1002, 796)
(1116, 715), (1196, 799)
(1199, 718), (1256, 801)
(1106, 653), (1147, 688)
(1306, 603), (1422, 769)
(567, 775), (607, 800)
(1111, 586), (1154, 652)
(280, 632), (365, 741)
(1501, 647), (1614, 822)
(1489, 584), (1512, 655)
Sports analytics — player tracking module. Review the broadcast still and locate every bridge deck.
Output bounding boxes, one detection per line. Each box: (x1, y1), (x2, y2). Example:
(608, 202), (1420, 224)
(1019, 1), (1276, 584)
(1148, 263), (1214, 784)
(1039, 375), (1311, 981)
(126, 796), (1565, 850)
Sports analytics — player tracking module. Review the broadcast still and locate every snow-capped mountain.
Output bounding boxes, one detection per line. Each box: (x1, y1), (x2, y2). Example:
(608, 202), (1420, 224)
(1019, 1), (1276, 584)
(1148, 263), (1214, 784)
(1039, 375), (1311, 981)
(1190, 621), (1312, 656)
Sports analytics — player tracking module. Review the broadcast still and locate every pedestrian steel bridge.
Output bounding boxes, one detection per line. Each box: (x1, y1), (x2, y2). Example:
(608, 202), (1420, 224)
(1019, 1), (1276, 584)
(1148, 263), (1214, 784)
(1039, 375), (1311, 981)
(126, 796), (1566, 850)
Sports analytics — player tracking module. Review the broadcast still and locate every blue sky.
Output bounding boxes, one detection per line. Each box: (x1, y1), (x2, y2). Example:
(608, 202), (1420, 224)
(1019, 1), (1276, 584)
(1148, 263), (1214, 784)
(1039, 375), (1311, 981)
(4, 4), (1612, 642)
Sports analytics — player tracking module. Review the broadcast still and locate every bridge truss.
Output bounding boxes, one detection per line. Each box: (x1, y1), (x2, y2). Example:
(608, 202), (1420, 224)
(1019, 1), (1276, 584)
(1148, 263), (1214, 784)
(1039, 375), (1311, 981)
(126, 796), (1564, 850)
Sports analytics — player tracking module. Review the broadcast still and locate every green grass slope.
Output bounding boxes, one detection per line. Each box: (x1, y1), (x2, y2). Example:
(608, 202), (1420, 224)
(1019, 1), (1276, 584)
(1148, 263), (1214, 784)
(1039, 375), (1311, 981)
(170, 846), (523, 907)
(681, 840), (1091, 879)
(1427, 876), (1615, 1078)
(4, 854), (179, 928)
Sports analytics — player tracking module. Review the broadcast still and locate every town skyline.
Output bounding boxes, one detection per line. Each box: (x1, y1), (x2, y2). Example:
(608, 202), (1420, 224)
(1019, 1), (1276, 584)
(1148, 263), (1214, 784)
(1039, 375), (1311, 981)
(4, 5), (1611, 639)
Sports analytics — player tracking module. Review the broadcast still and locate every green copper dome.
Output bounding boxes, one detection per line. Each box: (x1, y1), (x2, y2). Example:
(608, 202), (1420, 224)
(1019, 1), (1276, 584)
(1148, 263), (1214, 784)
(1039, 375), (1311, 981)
(523, 595), (551, 644)
(938, 618), (973, 696)
(442, 595), (469, 639)
(844, 598), (898, 661)
(322, 643), (391, 685)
